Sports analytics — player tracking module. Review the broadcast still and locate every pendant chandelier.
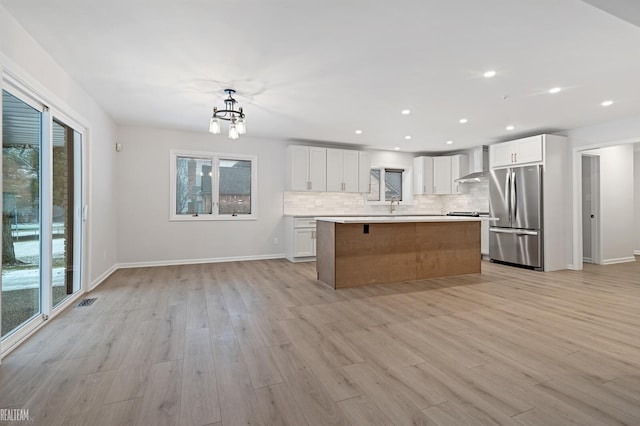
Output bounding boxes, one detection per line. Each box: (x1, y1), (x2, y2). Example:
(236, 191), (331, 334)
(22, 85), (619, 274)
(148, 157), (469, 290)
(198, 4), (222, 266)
(208, 89), (246, 139)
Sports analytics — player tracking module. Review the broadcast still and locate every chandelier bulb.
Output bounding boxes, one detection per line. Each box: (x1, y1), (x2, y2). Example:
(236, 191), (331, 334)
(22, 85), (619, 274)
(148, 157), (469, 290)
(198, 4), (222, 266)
(237, 117), (246, 135)
(209, 117), (221, 134)
(228, 122), (239, 140)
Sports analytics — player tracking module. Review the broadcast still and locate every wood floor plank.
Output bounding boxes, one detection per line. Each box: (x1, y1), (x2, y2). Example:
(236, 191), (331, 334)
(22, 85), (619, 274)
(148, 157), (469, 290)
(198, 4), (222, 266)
(151, 303), (186, 363)
(180, 328), (221, 426)
(211, 333), (264, 426)
(55, 370), (117, 426)
(280, 317), (362, 401)
(231, 312), (284, 389)
(135, 359), (182, 426)
(104, 319), (157, 404)
(255, 382), (310, 426)
(270, 343), (349, 426)
(95, 399), (143, 426)
(342, 361), (436, 425)
(337, 395), (394, 426)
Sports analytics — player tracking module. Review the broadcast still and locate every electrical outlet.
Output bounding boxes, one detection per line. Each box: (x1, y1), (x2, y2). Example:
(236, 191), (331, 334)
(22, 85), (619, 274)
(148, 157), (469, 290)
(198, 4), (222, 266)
(273, 237), (279, 245)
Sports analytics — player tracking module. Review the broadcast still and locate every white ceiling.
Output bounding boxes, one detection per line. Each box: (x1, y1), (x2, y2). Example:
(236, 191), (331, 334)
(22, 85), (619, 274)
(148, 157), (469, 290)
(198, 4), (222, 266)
(2, 0), (640, 152)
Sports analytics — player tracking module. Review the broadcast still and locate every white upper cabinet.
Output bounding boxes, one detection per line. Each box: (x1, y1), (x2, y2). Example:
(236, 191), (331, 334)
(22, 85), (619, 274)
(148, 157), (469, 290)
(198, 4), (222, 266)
(490, 135), (543, 168)
(358, 151), (371, 193)
(433, 156), (452, 194)
(327, 148), (359, 192)
(288, 145), (327, 191)
(414, 154), (468, 195)
(450, 154), (469, 194)
(413, 156), (434, 195)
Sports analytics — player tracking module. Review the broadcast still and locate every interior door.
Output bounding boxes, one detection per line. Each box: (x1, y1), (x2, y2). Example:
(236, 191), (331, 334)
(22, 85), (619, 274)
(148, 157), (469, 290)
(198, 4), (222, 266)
(582, 155), (600, 264)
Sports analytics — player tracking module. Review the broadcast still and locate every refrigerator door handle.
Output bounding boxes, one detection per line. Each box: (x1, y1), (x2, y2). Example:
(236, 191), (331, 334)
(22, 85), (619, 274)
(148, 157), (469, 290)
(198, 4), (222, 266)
(512, 171), (517, 222)
(505, 170), (511, 224)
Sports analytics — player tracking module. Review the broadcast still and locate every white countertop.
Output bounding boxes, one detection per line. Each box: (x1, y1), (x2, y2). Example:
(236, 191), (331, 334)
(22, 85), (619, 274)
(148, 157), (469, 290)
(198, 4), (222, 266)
(315, 215), (489, 223)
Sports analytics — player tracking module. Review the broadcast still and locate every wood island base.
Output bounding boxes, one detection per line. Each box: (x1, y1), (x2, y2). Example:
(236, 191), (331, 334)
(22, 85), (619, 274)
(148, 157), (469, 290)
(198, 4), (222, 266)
(316, 220), (481, 289)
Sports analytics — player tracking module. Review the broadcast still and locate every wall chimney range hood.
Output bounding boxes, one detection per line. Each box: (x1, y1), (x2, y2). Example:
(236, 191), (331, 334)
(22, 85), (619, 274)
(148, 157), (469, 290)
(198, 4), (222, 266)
(456, 145), (489, 182)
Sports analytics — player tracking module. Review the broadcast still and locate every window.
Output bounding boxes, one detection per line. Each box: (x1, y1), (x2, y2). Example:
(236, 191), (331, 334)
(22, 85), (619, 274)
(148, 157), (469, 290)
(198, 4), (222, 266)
(367, 167), (404, 202)
(170, 150), (257, 220)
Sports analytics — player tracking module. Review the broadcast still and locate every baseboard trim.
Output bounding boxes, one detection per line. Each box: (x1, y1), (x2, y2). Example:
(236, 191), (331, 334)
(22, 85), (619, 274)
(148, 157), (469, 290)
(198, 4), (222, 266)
(89, 264), (118, 292)
(634, 250), (640, 256)
(601, 256), (636, 265)
(116, 253), (287, 269)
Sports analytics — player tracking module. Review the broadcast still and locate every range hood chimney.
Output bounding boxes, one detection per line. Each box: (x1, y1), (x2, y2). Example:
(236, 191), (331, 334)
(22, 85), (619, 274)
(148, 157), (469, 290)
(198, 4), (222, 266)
(456, 146), (488, 182)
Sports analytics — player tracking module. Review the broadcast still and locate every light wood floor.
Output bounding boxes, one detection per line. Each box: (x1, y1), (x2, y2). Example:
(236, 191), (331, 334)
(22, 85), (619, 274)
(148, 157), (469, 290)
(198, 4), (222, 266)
(2, 258), (640, 425)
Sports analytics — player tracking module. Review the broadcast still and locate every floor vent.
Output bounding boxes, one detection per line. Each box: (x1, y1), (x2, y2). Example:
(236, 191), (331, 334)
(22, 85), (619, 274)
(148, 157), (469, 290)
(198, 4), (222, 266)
(76, 298), (97, 307)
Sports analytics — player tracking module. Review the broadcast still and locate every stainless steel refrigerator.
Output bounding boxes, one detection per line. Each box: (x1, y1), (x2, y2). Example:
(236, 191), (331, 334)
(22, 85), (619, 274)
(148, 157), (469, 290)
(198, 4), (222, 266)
(489, 164), (543, 270)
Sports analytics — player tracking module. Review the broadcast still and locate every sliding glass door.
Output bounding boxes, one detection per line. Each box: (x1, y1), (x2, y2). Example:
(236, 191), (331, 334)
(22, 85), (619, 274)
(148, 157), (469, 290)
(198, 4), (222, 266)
(2, 84), (83, 345)
(52, 119), (82, 308)
(1, 89), (43, 338)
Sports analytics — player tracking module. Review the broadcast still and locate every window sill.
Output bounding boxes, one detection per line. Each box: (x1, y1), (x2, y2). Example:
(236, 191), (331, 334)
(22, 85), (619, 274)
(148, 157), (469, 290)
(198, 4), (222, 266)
(170, 215), (257, 222)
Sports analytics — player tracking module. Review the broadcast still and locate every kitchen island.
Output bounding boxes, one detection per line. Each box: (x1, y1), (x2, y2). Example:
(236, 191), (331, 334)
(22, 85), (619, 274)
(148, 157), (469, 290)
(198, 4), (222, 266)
(315, 216), (481, 289)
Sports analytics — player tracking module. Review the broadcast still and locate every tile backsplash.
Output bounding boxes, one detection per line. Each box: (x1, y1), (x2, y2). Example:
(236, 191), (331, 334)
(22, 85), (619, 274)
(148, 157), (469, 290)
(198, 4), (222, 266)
(284, 181), (489, 216)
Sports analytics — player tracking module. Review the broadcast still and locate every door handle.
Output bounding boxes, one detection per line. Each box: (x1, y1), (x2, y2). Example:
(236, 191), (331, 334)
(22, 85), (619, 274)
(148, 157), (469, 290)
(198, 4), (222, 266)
(512, 171), (517, 221)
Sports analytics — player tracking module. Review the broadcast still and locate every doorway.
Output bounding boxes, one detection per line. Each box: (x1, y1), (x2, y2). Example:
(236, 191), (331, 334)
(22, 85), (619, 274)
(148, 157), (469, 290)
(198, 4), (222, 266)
(581, 155), (600, 264)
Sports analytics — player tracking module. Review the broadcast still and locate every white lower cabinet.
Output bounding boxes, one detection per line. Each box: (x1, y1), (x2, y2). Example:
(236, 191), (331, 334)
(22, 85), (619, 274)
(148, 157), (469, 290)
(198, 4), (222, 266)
(294, 228), (315, 257)
(285, 217), (317, 262)
(481, 219), (489, 255)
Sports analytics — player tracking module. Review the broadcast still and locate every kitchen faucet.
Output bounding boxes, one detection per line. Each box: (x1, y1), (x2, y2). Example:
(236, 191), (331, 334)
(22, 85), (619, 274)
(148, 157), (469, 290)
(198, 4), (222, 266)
(389, 196), (400, 213)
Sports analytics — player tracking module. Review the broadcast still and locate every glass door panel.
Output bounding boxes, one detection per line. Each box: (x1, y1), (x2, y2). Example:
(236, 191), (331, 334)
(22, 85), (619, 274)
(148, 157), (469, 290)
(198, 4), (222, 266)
(52, 119), (81, 307)
(2, 89), (43, 338)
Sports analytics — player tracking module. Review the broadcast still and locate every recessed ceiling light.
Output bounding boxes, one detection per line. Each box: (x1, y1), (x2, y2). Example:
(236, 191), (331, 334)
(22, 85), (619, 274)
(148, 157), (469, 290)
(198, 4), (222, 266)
(401, 109), (411, 115)
(394, 147), (400, 150)
(601, 100), (613, 107)
(446, 140), (453, 145)
(549, 87), (562, 94)
(506, 125), (515, 131)
(459, 118), (468, 124)
(404, 135), (412, 140)
(355, 129), (363, 134)
(483, 70), (496, 78)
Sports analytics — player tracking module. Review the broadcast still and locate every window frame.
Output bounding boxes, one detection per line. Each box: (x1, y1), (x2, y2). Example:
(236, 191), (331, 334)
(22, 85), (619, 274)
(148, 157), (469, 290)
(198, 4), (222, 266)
(169, 149), (258, 221)
(365, 164), (412, 205)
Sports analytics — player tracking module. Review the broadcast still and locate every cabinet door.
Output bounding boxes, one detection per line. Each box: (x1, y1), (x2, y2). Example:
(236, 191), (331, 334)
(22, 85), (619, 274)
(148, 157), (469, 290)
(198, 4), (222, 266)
(489, 142), (514, 168)
(413, 156), (434, 195)
(294, 228), (315, 257)
(326, 148), (343, 192)
(308, 147), (327, 192)
(358, 151), (371, 193)
(342, 150), (360, 192)
(433, 156), (452, 194)
(514, 136), (543, 165)
(289, 145), (310, 191)
(451, 154), (469, 194)
(481, 220), (489, 255)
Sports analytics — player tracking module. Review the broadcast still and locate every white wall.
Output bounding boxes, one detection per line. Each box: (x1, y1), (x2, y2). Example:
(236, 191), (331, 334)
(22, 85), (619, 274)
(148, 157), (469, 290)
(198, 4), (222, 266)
(635, 149), (640, 254)
(568, 114), (640, 148)
(116, 126), (287, 265)
(0, 5), (118, 288)
(584, 145), (635, 263)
